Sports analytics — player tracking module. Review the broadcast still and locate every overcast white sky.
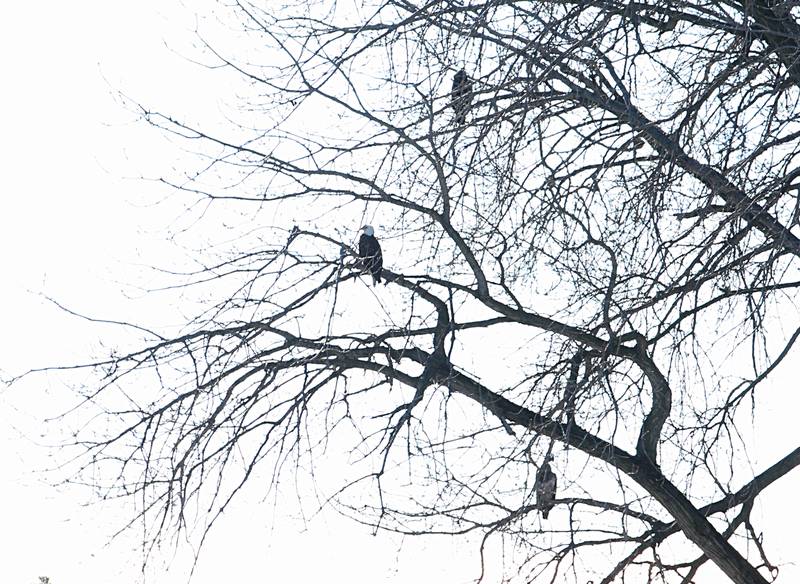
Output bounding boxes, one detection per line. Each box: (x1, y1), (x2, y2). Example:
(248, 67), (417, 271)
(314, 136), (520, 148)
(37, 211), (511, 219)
(0, 3), (488, 583)
(1, 2), (798, 583)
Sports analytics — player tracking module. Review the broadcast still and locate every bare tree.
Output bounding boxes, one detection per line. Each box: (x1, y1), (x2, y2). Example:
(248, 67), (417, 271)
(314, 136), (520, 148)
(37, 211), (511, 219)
(21, 1), (800, 582)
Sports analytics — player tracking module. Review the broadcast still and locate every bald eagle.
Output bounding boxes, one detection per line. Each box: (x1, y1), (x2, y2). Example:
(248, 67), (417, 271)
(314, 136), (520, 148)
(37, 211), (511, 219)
(451, 69), (473, 125)
(358, 225), (383, 285)
(535, 456), (557, 519)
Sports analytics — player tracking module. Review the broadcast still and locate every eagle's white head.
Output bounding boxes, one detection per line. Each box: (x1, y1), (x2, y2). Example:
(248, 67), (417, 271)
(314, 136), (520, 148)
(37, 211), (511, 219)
(362, 225), (375, 237)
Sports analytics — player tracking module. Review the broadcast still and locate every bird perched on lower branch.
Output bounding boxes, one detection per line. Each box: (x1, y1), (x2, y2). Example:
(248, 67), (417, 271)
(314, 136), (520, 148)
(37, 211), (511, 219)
(535, 454), (557, 519)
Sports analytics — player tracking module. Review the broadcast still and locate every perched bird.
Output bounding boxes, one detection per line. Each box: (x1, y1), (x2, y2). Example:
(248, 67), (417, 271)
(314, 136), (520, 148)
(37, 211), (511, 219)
(535, 455), (557, 519)
(358, 225), (383, 285)
(451, 69), (474, 125)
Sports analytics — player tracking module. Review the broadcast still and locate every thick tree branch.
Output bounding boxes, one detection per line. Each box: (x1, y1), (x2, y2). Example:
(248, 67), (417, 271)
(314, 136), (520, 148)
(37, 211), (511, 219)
(741, 0), (800, 88)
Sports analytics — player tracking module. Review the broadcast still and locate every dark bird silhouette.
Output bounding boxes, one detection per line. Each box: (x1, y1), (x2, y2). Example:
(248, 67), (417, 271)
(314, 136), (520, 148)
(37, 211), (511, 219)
(535, 455), (557, 519)
(358, 225), (383, 285)
(451, 69), (473, 125)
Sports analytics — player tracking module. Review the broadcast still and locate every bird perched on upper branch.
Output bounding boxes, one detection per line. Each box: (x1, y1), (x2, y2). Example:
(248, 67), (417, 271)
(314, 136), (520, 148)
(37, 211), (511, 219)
(535, 455), (557, 519)
(451, 69), (474, 125)
(358, 225), (383, 285)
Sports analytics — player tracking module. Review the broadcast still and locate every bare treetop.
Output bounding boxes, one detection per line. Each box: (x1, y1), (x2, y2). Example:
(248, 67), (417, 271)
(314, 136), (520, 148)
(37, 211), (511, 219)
(26, 1), (800, 582)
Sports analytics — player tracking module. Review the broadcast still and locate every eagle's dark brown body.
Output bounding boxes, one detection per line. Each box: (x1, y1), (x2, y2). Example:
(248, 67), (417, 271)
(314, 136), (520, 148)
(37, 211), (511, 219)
(359, 228), (383, 285)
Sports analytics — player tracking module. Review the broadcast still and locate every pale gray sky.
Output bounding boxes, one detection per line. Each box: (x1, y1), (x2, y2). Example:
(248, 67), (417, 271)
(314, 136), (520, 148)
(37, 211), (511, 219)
(0, 3), (484, 582)
(1, 2), (798, 583)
